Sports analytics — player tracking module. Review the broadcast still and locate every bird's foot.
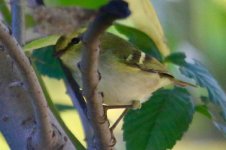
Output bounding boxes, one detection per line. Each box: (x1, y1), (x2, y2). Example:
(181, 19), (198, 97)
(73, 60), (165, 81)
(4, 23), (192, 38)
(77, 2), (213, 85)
(131, 100), (141, 109)
(109, 129), (117, 147)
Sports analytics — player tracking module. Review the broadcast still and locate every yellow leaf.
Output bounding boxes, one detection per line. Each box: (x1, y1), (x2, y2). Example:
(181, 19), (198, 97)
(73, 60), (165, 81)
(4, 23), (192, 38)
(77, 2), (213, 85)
(125, 0), (170, 56)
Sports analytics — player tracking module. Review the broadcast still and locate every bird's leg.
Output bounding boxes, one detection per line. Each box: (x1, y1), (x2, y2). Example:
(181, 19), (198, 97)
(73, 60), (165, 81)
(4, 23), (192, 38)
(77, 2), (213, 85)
(110, 108), (129, 131)
(109, 109), (130, 147)
(100, 101), (140, 146)
(103, 100), (141, 130)
(103, 104), (133, 122)
(102, 106), (131, 147)
(102, 101), (140, 146)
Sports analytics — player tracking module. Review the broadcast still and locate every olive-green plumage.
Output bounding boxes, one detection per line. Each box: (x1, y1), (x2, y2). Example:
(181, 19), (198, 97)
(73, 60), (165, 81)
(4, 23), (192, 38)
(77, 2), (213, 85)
(56, 32), (192, 109)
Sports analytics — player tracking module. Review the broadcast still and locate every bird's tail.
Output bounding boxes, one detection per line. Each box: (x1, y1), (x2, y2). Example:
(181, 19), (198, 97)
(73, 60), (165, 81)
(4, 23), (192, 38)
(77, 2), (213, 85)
(173, 79), (196, 87)
(159, 72), (196, 87)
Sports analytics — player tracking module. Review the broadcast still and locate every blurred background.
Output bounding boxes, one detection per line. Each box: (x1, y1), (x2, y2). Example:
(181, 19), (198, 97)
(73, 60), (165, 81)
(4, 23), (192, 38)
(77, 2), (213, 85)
(152, 0), (226, 149)
(1, 0), (226, 149)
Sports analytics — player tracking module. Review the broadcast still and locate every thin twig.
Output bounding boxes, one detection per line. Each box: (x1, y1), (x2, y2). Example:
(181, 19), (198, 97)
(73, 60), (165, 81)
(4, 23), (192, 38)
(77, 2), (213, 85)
(80, 1), (130, 149)
(0, 21), (52, 148)
(10, 0), (25, 45)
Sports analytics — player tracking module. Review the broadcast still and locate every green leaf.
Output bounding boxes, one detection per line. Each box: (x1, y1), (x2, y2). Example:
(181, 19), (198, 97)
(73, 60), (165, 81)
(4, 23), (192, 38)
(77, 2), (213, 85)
(24, 35), (60, 51)
(44, 0), (108, 9)
(108, 23), (163, 61)
(123, 87), (194, 150)
(195, 105), (212, 119)
(0, 0), (11, 24)
(31, 46), (64, 79)
(165, 52), (226, 116)
(25, 15), (36, 28)
(180, 61), (226, 106)
(165, 52), (226, 134)
(164, 52), (186, 65)
(55, 103), (75, 112)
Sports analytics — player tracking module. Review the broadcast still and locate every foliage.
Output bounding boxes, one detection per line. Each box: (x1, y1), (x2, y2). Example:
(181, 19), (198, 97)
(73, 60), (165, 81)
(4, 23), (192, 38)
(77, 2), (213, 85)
(44, 0), (108, 9)
(123, 87), (194, 150)
(123, 0), (170, 56)
(108, 24), (162, 61)
(31, 46), (65, 79)
(165, 52), (226, 134)
(55, 104), (75, 112)
(195, 105), (212, 119)
(0, 0), (11, 24)
(24, 35), (60, 52)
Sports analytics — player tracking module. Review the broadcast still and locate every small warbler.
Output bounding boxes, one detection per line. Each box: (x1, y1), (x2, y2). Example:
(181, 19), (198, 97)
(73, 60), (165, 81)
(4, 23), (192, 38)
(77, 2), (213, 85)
(55, 32), (193, 109)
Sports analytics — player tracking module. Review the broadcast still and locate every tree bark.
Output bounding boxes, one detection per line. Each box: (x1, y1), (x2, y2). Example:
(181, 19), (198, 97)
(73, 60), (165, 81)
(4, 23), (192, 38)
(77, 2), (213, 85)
(0, 22), (75, 150)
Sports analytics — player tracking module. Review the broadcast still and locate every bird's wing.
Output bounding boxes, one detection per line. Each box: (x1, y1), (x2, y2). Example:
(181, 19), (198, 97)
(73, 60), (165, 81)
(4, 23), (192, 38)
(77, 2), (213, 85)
(100, 32), (195, 87)
(100, 32), (168, 73)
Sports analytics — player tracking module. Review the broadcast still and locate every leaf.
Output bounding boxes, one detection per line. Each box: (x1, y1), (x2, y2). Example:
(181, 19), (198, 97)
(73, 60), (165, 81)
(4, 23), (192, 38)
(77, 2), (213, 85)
(195, 105), (212, 119)
(180, 61), (226, 106)
(55, 103), (75, 112)
(108, 23), (162, 61)
(165, 52), (226, 134)
(0, 0), (11, 24)
(164, 52), (186, 65)
(44, 0), (108, 9)
(31, 46), (64, 79)
(123, 0), (170, 56)
(123, 87), (194, 150)
(24, 35), (60, 51)
(25, 15), (36, 28)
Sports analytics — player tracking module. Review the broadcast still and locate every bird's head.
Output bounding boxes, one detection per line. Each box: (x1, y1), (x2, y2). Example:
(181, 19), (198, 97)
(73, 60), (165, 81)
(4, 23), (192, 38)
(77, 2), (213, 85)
(54, 31), (84, 73)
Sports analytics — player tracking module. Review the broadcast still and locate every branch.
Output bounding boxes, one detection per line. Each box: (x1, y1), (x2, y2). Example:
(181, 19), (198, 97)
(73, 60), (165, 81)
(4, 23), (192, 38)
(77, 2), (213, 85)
(0, 21), (52, 148)
(10, 0), (25, 45)
(60, 62), (94, 146)
(80, 1), (130, 149)
(0, 46), (76, 150)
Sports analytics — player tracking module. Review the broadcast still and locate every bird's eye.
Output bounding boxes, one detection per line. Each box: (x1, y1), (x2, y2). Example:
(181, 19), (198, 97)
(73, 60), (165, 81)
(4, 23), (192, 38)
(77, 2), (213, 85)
(70, 37), (80, 45)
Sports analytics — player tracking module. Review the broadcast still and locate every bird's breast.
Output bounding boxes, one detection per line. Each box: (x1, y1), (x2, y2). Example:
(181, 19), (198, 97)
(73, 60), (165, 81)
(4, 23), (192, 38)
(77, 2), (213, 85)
(97, 59), (171, 106)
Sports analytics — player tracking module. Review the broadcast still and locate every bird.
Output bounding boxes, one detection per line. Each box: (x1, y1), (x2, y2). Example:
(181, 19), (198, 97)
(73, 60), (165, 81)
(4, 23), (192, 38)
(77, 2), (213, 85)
(55, 31), (194, 110)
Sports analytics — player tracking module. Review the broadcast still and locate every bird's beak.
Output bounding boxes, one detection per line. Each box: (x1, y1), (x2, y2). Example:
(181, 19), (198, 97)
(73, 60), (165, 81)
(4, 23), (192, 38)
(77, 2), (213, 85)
(53, 48), (68, 58)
